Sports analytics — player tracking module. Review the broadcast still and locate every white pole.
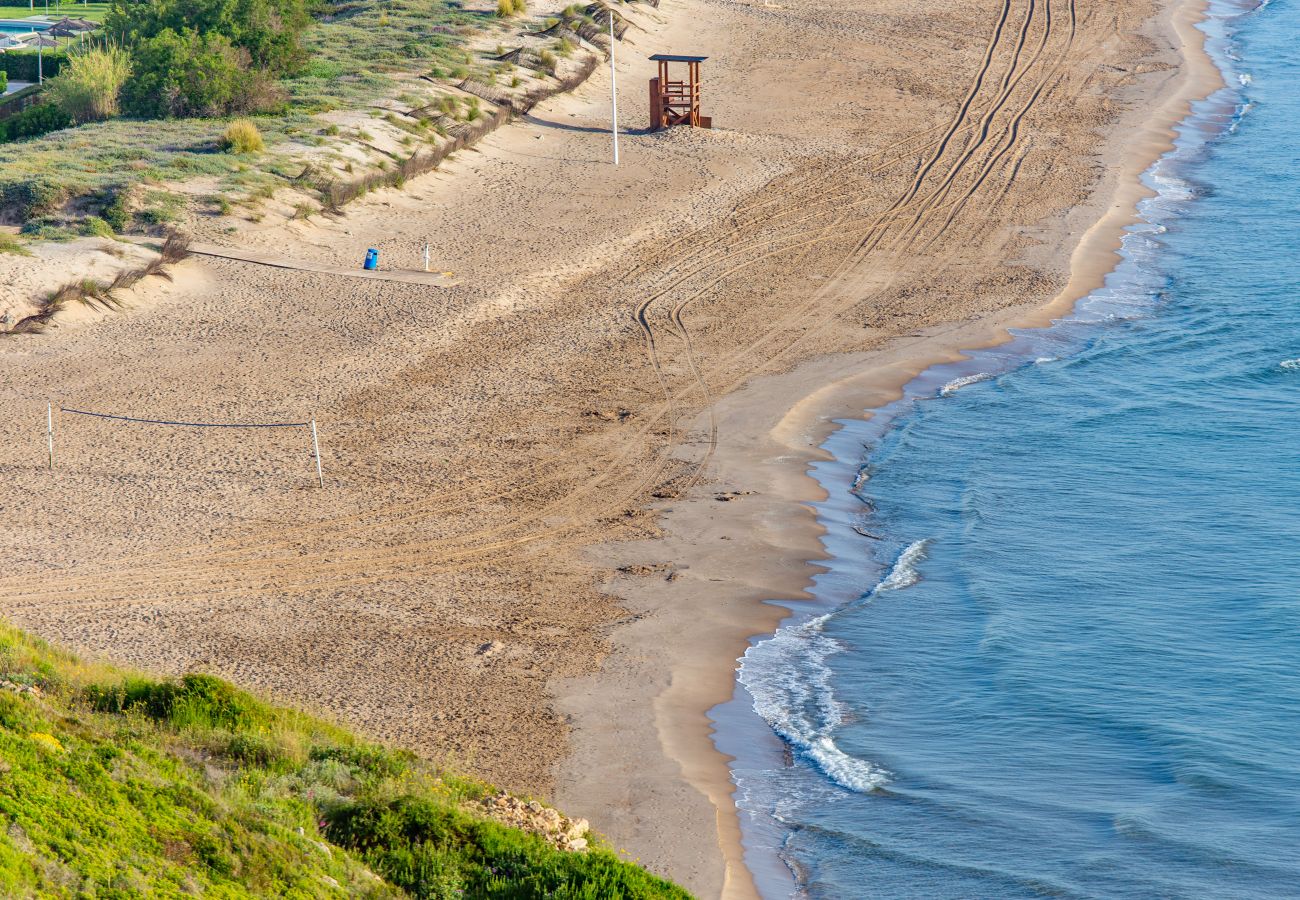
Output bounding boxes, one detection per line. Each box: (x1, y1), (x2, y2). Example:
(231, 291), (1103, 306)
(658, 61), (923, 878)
(423, 243), (430, 272)
(609, 12), (619, 166)
(46, 402), (53, 470)
(310, 419), (324, 488)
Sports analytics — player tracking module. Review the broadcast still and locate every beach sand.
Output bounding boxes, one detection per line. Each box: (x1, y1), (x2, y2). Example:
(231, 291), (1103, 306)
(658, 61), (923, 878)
(0, 0), (1218, 896)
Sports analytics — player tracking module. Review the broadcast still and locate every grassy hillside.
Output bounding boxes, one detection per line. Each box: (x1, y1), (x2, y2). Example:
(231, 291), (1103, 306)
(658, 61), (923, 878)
(0, 0), (608, 238)
(0, 623), (691, 898)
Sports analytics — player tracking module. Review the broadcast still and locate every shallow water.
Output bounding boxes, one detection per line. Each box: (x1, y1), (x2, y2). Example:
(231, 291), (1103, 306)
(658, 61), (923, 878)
(724, 1), (1300, 896)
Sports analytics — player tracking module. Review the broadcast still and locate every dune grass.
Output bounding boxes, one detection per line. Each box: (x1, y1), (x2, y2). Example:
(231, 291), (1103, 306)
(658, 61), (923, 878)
(223, 119), (267, 154)
(0, 622), (692, 898)
(0, 0), (514, 229)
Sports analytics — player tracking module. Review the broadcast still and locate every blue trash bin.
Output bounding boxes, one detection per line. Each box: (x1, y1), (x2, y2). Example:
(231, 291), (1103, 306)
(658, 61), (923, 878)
(363, 248), (379, 271)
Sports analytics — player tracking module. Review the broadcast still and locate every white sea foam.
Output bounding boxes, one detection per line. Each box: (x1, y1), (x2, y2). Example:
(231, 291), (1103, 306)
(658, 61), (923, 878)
(1034, 356), (1059, 365)
(1280, 358), (1300, 371)
(1239, 72), (1254, 86)
(738, 540), (930, 793)
(876, 539), (930, 591)
(940, 372), (994, 397)
(1150, 171), (1196, 203)
(739, 613), (889, 792)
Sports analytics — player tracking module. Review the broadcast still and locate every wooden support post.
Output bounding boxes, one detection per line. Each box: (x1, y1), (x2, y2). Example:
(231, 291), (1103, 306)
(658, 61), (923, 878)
(310, 420), (324, 488)
(649, 77), (662, 131)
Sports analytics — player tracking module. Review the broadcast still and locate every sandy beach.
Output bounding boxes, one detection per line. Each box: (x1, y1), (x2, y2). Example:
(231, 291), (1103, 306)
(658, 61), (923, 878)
(0, 0), (1221, 896)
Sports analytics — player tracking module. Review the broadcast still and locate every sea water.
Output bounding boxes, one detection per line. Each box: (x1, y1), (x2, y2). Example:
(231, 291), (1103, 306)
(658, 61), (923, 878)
(720, 1), (1300, 896)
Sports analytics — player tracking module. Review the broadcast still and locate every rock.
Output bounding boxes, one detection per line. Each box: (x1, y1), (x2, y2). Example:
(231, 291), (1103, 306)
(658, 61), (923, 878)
(566, 818), (589, 839)
(565, 838), (588, 852)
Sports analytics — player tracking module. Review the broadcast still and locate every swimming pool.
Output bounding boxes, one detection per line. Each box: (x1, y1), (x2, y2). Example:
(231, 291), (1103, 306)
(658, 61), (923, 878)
(0, 20), (51, 35)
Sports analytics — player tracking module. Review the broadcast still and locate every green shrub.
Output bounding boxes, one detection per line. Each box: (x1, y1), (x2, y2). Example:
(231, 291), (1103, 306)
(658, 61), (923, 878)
(44, 46), (133, 124)
(221, 118), (265, 153)
(0, 71), (7, 93)
(18, 218), (77, 241)
(0, 50), (67, 82)
(326, 796), (693, 899)
(122, 29), (278, 119)
(105, 0), (312, 74)
(1, 177), (74, 218)
(79, 216), (116, 238)
(0, 103), (73, 144)
(100, 187), (133, 232)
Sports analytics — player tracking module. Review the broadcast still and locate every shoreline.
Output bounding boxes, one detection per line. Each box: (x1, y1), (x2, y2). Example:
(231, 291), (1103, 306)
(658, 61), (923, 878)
(552, 0), (1228, 895)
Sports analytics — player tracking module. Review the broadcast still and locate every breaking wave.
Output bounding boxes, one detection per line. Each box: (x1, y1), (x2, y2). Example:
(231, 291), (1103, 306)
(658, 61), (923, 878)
(738, 541), (930, 793)
(940, 372), (995, 397)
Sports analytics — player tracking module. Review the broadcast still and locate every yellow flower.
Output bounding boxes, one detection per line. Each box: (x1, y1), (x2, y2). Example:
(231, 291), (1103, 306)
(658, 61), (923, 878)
(28, 732), (64, 753)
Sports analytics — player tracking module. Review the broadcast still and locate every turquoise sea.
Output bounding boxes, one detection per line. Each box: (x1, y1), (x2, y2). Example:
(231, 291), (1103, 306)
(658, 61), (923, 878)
(719, 1), (1300, 896)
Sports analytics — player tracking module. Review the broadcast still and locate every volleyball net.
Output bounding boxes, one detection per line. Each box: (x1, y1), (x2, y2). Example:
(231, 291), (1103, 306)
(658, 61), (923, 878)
(47, 403), (325, 487)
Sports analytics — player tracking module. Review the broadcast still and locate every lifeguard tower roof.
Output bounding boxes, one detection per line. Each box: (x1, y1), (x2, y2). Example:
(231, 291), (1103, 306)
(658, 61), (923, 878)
(649, 54), (708, 63)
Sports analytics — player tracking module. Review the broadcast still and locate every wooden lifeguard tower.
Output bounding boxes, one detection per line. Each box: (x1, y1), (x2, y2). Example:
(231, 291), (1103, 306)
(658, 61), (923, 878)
(648, 54), (711, 130)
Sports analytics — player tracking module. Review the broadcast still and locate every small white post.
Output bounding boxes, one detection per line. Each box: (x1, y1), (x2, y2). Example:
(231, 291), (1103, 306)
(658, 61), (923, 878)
(310, 420), (324, 488)
(46, 402), (53, 470)
(609, 13), (619, 166)
(423, 243), (430, 272)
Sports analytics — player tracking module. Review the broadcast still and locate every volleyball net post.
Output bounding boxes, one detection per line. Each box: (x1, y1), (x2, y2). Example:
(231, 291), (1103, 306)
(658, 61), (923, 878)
(311, 419), (324, 489)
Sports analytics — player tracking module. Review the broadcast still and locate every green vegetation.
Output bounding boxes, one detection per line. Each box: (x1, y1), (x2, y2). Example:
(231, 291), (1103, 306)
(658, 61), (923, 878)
(43, 45), (131, 123)
(105, 0), (313, 73)
(105, 0), (313, 118)
(0, 622), (692, 898)
(121, 28), (276, 118)
(0, 233), (29, 255)
(0, 101), (73, 144)
(0, 51), (68, 83)
(0, 3), (110, 22)
(0, 0), (592, 229)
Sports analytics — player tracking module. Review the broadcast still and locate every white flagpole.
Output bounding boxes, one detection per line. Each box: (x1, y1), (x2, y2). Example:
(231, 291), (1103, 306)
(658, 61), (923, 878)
(46, 402), (53, 470)
(310, 419), (324, 488)
(609, 12), (619, 166)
